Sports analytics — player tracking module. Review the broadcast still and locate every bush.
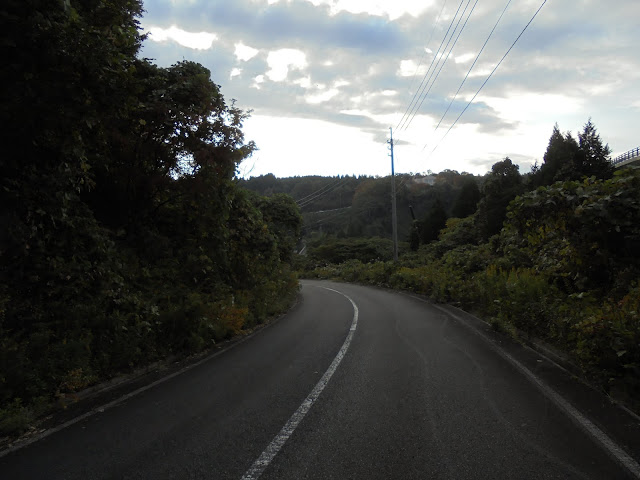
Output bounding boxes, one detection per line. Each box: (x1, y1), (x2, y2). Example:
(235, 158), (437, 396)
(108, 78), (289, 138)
(572, 286), (640, 399)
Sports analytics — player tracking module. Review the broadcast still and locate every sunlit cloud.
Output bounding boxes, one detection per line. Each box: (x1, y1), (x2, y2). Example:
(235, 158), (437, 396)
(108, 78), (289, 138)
(266, 49), (307, 82)
(139, 0), (640, 177)
(398, 59), (428, 77)
(234, 42), (259, 61)
(455, 53), (475, 64)
(146, 25), (217, 50)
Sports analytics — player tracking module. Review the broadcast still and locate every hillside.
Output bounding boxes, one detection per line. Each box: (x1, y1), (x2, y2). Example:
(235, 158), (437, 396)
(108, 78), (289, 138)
(241, 170), (483, 244)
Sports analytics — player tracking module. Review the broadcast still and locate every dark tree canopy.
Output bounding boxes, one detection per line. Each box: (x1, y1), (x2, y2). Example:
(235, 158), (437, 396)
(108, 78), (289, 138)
(452, 178), (481, 218)
(0, 0), (301, 433)
(477, 158), (524, 238)
(419, 199), (448, 244)
(533, 120), (613, 187)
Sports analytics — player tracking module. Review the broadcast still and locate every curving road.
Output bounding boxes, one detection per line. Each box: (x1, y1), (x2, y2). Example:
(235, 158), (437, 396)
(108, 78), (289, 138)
(1, 280), (639, 479)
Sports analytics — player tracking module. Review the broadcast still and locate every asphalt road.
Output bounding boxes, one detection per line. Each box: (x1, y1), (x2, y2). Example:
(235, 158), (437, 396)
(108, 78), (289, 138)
(1, 280), (638, 479)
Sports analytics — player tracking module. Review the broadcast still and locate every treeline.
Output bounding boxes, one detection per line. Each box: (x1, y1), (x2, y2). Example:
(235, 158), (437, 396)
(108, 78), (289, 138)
(302, 122), (640, 408)
(243, 170), (482, 241)
(0, 1), (301, 434)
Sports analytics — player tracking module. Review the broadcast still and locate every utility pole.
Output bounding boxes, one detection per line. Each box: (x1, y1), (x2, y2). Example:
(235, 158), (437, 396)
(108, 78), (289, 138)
(388, 127), (398, 262)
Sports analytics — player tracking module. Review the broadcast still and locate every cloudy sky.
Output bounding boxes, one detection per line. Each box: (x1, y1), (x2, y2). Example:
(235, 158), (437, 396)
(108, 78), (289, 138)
(139, 0), (640, 178)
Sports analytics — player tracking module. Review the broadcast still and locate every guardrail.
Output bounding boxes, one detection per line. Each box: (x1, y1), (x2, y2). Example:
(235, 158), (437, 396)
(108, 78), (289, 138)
(612, 147), (640, 166)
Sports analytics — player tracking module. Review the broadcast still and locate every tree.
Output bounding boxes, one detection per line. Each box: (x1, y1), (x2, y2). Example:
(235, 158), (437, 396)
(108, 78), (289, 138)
(533, 120), (613, 187)
(452, 178), (481, 218)
(476, 158), (524, 238)
(409, 221), (421, 251)
(576, 119), (613, 180)
(253, 193), (303, 263)
(0, 0), (299, 433)
(503, 168), (640, 294)
(419, 199), (448, 244)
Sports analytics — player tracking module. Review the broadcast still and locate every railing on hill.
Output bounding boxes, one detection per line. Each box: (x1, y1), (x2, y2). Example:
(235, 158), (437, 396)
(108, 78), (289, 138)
(612, 147), (640, 166)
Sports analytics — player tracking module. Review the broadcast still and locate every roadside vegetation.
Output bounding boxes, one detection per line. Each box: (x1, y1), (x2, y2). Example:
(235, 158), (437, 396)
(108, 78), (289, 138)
(0, 1), (301, 435)
(295, 126), (640, 410)
(3, 0), (637, 439)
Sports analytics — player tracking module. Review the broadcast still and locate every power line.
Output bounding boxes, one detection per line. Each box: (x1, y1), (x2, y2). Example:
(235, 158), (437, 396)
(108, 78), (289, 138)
(395, 0), (449, 131)
(424, 0), (514, 151)
(301, 207), (352, 231)
(404, 0), (479, 132)
(295, 177), (342, 204)
(304, 206), (352, 215)
(405, 0), (449, 95)
(396, 0), (466, 132)
(298, 177), (350, 208)
(425, 0), (549, 159)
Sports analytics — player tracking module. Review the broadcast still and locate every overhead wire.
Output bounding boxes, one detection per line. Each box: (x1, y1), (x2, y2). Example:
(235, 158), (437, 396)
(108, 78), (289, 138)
(294, 177), (342, 204)
(423, 0), (514, 152)
(395, 0), (450, 131)
(301, 207), (352, 231)
(396, 0), (466, 132)
(304, 206), (352, 215)
(297, 177), (350, 208)
(425, 0), (549, 158)
(404, 0), (479, 132)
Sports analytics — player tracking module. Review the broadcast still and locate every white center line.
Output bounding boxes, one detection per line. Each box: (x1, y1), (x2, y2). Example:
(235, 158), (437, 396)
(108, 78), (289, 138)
(240, 286), (359, 480)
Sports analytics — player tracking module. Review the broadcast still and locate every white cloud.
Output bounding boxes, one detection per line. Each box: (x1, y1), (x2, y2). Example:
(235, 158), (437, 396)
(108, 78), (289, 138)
(146, 25), (217, 50)
(234, 42), (259, 62)
(241, 115), (384, 177)
(304, 0), (435, 19)
(306, 88), (340, 104)
(252, 75), (265, 89)
(266, 49), (308, 82)
(481, 93), (583, 120)
(455, 53), (475, 64)
(140, 0), (640, 177)
(398, 59), (427, 77)
(294, 76), (312, 88)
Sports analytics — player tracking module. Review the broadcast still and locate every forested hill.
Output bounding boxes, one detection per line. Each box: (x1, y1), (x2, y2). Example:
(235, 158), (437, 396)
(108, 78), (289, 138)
(0, 0), (301, 434)
(241, 170), (482, 242)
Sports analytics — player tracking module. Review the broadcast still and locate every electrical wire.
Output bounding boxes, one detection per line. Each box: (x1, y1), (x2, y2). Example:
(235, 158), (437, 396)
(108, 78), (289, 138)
(295, 177), (342, 204)
(404, 0), (479, 132)
(304, 206), (352, 215)
(298, 177), (350, 208)
(425, 0), (549, 158)
(301, 207), (352, 231)
(423, 0), (513, 151)
(396, 0), (466, 132)
(395, 0), (449, 131)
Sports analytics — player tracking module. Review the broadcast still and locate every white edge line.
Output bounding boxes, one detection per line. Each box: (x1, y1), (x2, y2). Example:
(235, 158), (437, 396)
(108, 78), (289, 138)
(427, 303), (640, 479)
(240, 286), (359, 480)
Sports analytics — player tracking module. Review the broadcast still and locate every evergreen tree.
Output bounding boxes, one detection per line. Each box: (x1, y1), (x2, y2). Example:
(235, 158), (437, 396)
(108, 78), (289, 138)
(534, 120), (613, 187)
(576, 119), (613, 180)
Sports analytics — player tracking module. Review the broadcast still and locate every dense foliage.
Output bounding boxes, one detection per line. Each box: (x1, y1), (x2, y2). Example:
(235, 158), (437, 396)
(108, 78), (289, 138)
(243, 170), (483, 242)
(299, 122), (640, 409)
(0, 0), (301, 434)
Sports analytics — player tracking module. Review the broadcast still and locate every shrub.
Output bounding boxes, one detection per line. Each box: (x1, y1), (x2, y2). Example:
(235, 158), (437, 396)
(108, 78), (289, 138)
(572, 286), (640, 398)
